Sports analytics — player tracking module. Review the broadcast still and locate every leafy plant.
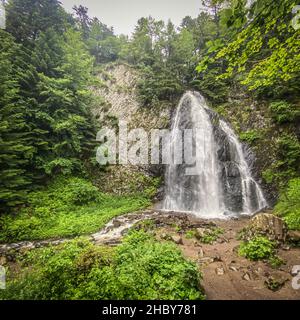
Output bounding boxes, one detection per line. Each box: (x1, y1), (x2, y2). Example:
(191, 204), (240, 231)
(239, 130), (261, 144)
(269, 101), (299, 124)
(185, 230), (197, 239)
(238, 236), (275, 260)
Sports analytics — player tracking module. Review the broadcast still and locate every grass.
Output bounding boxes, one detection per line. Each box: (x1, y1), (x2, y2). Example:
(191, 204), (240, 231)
(0, 176), (151, 243)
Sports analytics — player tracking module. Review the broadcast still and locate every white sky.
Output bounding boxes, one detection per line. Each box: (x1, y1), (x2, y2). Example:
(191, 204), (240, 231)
(60, 0), (204, 35)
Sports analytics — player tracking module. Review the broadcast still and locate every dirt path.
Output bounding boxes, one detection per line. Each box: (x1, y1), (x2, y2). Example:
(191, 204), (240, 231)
(159, 217), (300, 300)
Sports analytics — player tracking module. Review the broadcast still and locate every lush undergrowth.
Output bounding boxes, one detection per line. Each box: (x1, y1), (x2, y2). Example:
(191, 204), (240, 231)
(0, 177), (150, 243)
(275, 178), (300, 230)
(0, 231), (205, 300)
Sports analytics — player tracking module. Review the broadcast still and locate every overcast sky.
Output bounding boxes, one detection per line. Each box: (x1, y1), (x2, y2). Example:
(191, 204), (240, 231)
(60, 0), (204, 36)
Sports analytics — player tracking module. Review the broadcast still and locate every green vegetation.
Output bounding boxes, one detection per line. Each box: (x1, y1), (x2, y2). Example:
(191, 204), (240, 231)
(238, 236), (275, 261)
(196, 0), (300, 98)
(0, 177), (150, 243)
(262, 134), (300, 188)
(0, 0), (300, 301)
(269, 101), (300, 124)
(185, 230), (197, 239)
(268, 255), (284, 269)
(197, 227), (224, 244)
(0, 231), (205, 300)
(239, 130), (261, 144)
(275, 178), (300, 230)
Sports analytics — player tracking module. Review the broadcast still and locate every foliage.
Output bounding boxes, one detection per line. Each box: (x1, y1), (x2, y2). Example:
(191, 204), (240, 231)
(0, 30), (33, 208)
(197, 227), (224, 244)
(196, 0), (300, 98)
(238, 236), (275, 261)
(262, 134), (300, 188)
(185, 230), (197, 239)
(275, 178), (300, 230)
(239, 130), (261, 144)
(0, 177), (150, 242)
(268, 255), (284, 269)
(0, 1), (99, 210)
(0, 231), (205, 300)
(269, 101), (300, 124)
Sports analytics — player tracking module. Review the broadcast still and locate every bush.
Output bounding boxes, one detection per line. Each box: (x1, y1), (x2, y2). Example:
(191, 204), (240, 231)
(269, 101), (299, 124)
(275, 178), (300, 230)
(239, 130), (261, 144)
(0, 231), (205, 300)
(238, 236), (275, 260)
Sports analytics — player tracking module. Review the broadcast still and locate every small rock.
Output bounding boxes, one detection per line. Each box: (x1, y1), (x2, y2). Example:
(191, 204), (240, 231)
(282, 245), (290, 251)
(265, 276), (287, 292)
(193, 240), (201, 247)
(160, 233), (170, 240)
(113, 219), (122, 228)
(198, 248), (204, 258)
(291, 266), (300, 276)
(242, 273), (251, 281)
(256, 267), (264, 275)
(216, 267), (225, 275)
(287, 230), (300, 242)
(0, 256), (7, 265)
(229, 266), (238, 272)
(171, 235), (183, 245)
(196, 228), (207, 238)
(199, 257), (214, 264)
(213, 254), (222, 262)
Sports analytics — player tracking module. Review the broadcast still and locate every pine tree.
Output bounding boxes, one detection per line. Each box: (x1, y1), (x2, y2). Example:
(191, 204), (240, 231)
(0, 30), (33, 209)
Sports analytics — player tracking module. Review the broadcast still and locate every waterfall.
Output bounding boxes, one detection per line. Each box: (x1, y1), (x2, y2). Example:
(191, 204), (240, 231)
(163, 91), (267, 218)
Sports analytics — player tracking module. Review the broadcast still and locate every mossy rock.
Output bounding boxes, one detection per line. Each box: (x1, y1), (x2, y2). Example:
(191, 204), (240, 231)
(241, 212), (287, 242)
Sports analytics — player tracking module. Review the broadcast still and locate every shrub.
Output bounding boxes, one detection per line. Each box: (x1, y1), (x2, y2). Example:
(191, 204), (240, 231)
(275, 178), (300, 230)
(0, 231), (205, 300)
(238, 236), (275, 260)
(269, 101), (299, 124)
(239, 130), (261, 144)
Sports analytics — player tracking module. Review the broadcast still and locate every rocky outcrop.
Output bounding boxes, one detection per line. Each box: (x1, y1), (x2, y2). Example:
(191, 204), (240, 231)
(243, 212), (288, 242)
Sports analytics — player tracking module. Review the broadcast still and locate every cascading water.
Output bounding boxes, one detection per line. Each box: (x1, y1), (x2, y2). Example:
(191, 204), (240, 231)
(163, 91), (267, 218)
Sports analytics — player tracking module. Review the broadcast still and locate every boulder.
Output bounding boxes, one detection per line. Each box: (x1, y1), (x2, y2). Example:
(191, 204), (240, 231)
(171, 235), (183, 245)
(246, 213), (287, 242)
(287, 230), (300, 242)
